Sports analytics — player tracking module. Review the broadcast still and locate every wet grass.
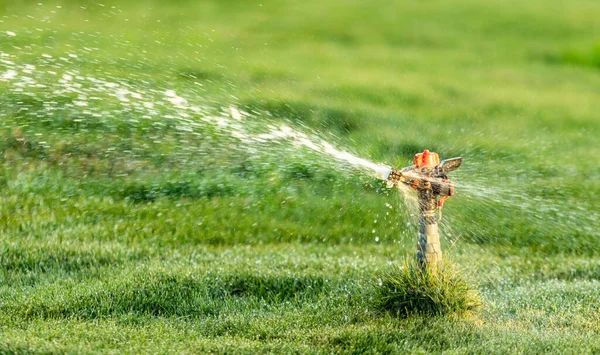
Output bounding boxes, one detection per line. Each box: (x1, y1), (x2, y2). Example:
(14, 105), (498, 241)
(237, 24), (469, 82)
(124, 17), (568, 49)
(1, 0), (600, 353)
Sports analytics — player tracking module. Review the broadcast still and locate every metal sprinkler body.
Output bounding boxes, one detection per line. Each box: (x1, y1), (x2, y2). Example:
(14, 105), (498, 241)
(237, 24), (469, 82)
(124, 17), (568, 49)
(387, 150), (462, 270)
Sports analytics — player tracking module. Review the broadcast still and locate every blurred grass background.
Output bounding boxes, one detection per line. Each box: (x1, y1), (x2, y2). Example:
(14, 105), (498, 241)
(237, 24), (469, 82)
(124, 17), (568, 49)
(1, 0), (600, 353)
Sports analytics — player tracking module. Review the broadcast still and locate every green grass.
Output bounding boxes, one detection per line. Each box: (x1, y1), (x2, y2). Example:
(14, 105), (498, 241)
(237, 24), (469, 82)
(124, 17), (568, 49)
(1, 0), (600, 353)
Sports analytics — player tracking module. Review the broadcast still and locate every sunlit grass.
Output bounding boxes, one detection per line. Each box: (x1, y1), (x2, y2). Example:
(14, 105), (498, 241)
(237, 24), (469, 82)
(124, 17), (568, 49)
(1, 0), (600, 352)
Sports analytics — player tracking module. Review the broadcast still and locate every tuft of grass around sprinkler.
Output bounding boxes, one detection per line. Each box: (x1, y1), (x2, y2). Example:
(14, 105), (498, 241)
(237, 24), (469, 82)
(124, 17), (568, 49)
(376, 150), (481, 316)
(375, 258), (481, 317)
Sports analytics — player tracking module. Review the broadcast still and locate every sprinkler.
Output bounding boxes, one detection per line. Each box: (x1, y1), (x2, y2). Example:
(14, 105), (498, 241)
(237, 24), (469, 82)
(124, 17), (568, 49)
(386, 150), (462, 270)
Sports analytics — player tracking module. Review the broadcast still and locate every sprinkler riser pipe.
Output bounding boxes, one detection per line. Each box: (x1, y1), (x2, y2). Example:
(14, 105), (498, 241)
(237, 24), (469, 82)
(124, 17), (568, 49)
(417, 187), (442, 268)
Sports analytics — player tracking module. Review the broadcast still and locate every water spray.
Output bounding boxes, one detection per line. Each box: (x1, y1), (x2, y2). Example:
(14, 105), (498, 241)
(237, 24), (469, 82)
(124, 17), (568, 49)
(385, 150), (462, 270)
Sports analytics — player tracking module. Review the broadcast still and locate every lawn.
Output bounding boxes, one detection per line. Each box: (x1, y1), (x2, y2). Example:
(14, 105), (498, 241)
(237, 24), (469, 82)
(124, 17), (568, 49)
(1, 0), (600, 353)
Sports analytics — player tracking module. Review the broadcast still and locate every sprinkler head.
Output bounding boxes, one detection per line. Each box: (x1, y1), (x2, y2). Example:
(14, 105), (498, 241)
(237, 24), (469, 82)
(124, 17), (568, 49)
(387, 150), (463, 269)
(387, 150), (462, 208)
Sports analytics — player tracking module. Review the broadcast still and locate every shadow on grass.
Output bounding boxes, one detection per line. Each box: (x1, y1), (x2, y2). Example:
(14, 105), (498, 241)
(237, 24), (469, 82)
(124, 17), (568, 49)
(7, 272), (329, 320)
(540, 44), (600, 69)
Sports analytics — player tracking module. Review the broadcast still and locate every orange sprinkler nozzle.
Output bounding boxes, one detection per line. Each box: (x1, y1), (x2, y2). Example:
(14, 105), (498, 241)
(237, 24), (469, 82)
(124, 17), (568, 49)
(414, 149), (440, 168)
